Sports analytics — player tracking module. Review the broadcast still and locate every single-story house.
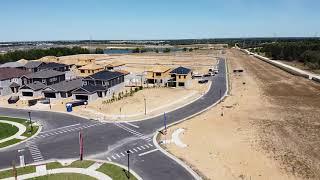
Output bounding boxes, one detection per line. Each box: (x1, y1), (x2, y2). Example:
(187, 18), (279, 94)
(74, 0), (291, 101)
(146, 65), (171, 86)
(42, 78), (82, 99)
(168, 66), (192, 88)
(24, 61), (45, 72)
(0, 67), (29, 96)
(72, 70), (126, 101)
(19, 82), (46, 97)
(21, 69), (65, 86)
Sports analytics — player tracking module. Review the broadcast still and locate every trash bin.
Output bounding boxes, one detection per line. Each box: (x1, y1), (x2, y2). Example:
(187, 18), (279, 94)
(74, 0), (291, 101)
(66, 103), (72, 112)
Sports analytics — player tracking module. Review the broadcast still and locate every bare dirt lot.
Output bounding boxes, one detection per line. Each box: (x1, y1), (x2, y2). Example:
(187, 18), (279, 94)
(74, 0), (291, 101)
(160, 48), (320, 180)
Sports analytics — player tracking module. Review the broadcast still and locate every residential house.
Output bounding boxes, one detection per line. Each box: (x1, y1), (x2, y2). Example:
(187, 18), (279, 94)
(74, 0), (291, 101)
(21, 69), (65, 86)
(105, 62), (126, 71)
(24, 61), (45, 72)
(72, 70), (126, 101)
(168, 66), (192, 88)
(78, 63), (104, 77)
(42, 78), (82, 99)
(0, 62), (24, 69)
(19, 81), (46, 97)
(38, 62), (72, 72)
(146, 65), (171, 86)
(76, 58), (95, 68)
(0, 67), (29, 96)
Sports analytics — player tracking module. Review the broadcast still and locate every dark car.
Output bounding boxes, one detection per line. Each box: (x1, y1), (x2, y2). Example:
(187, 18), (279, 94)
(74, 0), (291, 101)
(8, 96), (19, 104)
(198, 79), (208, 84)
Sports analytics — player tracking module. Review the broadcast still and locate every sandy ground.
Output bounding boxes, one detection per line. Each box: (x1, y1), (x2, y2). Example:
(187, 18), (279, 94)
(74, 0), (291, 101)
(160, 48), (320, 180)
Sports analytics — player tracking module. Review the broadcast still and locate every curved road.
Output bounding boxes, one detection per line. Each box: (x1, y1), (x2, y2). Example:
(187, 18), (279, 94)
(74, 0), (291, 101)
(0, 58), (227, 180)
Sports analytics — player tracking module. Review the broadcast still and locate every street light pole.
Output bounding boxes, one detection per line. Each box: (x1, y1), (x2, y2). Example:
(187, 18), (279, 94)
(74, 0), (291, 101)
(28, 112), (32, 133)
(144, 98), (146, 115)
(126, 150), (131, 179)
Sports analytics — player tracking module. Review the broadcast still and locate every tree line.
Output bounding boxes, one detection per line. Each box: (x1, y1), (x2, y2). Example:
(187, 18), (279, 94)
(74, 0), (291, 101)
(256, 40), (320, 69)
(0, 47), (104, 64)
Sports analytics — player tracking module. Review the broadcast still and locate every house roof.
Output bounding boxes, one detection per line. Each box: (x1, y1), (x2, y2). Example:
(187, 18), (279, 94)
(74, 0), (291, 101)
(24, 61), (43, 69)
(72, 84), (107, 94)
(170, 66), (191, 74)
(85, 70), (124, 81)
(17, 59), (29, 65)
(106, 62), (125, 67)
(0, 62), (24, 68)
(115, 70), (130, 75)
(9, 82), (21, 88)
(40, 62), (68, 70)
(44, 78), (82, 92)
(0, 67), (29, 81)
(23, 69), (65, 79)
(78, 63), (104, 70)
(21, 82), (46, 91)
(148, 65), (171, 73)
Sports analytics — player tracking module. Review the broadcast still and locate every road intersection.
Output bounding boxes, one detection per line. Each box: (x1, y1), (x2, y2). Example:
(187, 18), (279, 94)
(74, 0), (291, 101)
(0, 58), (227, 180)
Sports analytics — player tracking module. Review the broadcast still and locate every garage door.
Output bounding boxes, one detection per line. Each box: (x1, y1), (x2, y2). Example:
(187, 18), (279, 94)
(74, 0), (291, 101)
(44, 92), (56, 98)
(75, 95), (88, 100)
(22, 92), (33, 97)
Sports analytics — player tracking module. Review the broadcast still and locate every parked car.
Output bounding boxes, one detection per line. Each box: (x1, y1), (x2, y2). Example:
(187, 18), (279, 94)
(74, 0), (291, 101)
(66, 100), (88, 107)
(198, 79), (208, 84)
(8, 96), (19, 104)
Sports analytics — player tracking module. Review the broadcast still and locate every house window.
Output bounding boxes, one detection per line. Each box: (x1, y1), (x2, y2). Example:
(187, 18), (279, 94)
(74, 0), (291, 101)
(42, 79), (46, 83)
(184, 75), (186, 79)
(80, 70), (85, 73)
(155, 73), (161, 76)
(179, 75), (181, 79)
(83, 81), (87, 85)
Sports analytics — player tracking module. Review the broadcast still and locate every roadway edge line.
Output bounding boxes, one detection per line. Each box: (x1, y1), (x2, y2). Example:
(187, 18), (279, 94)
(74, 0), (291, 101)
(153, 58), (229, 180)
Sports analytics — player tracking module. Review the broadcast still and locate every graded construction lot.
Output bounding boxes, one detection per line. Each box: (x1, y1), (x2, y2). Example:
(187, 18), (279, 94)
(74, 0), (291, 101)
(161, 48), (320, 179)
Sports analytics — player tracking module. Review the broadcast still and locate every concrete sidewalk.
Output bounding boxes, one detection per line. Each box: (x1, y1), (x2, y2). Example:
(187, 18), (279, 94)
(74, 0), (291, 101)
(0, 120), (26, 143)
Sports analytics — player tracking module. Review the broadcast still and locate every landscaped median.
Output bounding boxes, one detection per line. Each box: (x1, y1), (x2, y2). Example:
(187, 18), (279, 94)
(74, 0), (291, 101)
(0, 116), (40, 149)
(0, 160), (139, 180)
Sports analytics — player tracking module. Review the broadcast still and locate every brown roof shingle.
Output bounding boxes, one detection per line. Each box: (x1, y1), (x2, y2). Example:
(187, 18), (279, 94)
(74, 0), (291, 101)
(0, 67), (29, 81)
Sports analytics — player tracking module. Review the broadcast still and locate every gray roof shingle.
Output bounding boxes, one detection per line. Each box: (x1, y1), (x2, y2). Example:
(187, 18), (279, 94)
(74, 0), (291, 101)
(23, 69), (65, 79)
(45, 78), (82, 92)
(21, 82), (46, 91)
(72, 84), (107, 94)
(85, 70), (124, 81)
(24, 61), (43, 69)
(170, 66), (191, 74)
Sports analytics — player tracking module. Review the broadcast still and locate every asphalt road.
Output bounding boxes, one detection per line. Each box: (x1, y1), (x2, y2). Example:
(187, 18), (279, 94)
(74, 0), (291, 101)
(0, 58), (227, 180)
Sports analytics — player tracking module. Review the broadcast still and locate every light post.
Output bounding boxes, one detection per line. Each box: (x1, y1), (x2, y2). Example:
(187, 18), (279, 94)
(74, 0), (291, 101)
(126, 150), (131, 179)
(144, 98), (146, 115)
(28, 112), (33, 133)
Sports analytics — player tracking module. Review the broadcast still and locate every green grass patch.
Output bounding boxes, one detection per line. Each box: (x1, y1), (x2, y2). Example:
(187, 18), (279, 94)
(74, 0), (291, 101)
(0, 165), (36, 179)
(97, 163), (137, 180)
(46, 160), (94, 170)
(0, 122), (19, 140)
(0, 115), (39, 148)
(26, 173), (96, 180)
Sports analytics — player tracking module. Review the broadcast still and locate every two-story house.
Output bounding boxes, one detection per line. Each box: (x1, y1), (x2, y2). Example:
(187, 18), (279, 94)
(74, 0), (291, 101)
(24, 61), (45, 73)
(168, 66), (192, 88)
(78, 63), (104, 77)
(72, 70), (126, 101)
(0, 67), (29, 96)
(21, 69), (65, 86)
(146, 65), (171, 86)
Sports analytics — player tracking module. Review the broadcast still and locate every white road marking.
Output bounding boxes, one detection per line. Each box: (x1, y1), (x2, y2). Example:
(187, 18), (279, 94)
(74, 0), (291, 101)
(107, 157), (112, 161)
(114, 123), (149, 140)
(136, 147), (141, 151)
(148, 143), (153, 147)
(121, 152), (125, 156)
(140, 146), (145, 150)
(116, 154), (121, 158)
(144, 144), (149, 148)
(138, 149), (159, 156)
(39, 123), (81, 134)
(133, 148), (138, 152)
(124, 122), (139, 128)
(112, 156), (116, 159)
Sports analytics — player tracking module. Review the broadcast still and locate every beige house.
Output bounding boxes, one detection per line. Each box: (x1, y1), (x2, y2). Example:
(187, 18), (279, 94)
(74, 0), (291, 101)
(78, 63), (104, 77)
(168, 67), (192, 88)
(146, 65), (171, 86)
(106, 62), (126, 71)
(76, 58), (95, 68)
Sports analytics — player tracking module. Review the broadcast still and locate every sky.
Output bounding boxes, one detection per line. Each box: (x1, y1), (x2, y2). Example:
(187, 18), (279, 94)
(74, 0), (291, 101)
(0, 0), (319, 41)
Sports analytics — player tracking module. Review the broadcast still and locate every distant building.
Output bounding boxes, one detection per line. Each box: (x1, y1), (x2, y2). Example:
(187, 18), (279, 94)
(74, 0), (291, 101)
(72, 70), (126, 101)
(0, 67), (29, 96)
(21, 69), (65, 86)
(78, 63), (104, 77)
(39, 62), (72, 72)
(0, 62), (24, 69)
(105, 62), (126, 71)
(146, 65), (171, 86)
(168, 66), (192, 88)
(23, 61), (45, 73)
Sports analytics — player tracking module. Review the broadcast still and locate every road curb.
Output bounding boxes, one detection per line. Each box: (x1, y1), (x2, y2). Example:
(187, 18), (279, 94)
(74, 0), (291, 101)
(0, 121), (42, 151)
(153, 58), (229, 180)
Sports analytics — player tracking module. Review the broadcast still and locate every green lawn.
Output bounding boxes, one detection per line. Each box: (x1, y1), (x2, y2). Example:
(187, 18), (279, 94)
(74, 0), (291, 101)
(97, 163), (137, 180)
(0, 115), (39, 148)
(0, 165), (36, 179)
(46, 160), (95, 170)
(27, 173), (96, 180)
(0, 122), (19, 140)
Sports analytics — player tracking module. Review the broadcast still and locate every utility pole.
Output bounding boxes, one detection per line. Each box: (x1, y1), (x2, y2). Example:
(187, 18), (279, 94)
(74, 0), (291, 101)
(126, 150), (131, 179)
(79, 131), (84, 161)
(28, 112), (33, 133)
(144, 98), (146, 115)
